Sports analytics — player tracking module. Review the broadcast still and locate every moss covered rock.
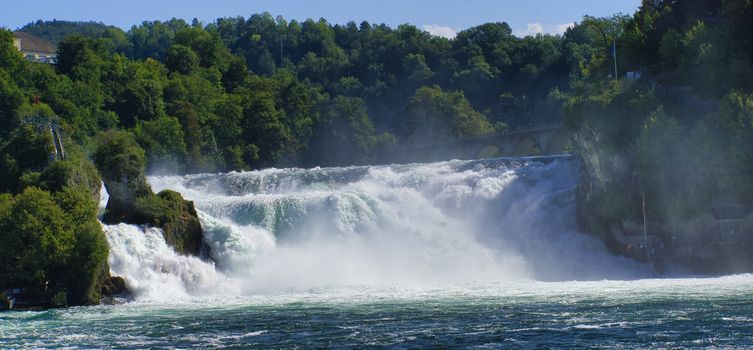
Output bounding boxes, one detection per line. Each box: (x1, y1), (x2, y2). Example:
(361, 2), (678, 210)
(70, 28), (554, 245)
(100, 275), (126, 296)
(134, 190), (204, 256)
(93, 130), (206, 256)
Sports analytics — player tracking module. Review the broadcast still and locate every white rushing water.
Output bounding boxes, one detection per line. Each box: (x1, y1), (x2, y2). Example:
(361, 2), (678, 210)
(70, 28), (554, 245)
(102, 156), (648, 301)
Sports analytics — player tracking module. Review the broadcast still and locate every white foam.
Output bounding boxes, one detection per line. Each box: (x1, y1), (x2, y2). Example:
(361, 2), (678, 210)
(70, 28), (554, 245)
(104, 157), (649, 300)
(103, 223), (240, 301)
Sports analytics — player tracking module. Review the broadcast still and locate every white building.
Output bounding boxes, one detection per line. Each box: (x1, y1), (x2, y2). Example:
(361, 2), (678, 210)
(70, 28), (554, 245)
(12, 32), (57, 64)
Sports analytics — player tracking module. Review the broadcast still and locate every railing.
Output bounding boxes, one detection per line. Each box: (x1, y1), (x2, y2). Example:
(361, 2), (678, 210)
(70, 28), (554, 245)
(21, 115), (66, 167)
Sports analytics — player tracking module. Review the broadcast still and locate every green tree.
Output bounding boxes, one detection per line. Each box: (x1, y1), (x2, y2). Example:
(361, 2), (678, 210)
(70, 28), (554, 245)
(310, 95), (380, 165)
(0, 188), (73, 288)
(406, 85), (493, 143)
(109, 60), (168, 128)
(54, 186), (109, 304)
(239, 88), (290, 167)
(165, 44), (199, 74)
(221, 55), (250, 92)
(170, 101), (204, 171)
(0, 29), (24, 74)
(92, 129), (148, 195)
(129, 19), (190, 61)
(173, 26), (230, 69)
(38, 157), (102, 202)
(56, 35), (108, 82)
(134, 115), (188, 173)
(0, 124), (55, 193)
(0, 72), (24, 137)
(713, 90), (753, 198)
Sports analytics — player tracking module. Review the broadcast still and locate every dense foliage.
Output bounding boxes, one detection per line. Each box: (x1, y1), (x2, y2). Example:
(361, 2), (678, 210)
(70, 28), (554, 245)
(16, 14), (583, 170)
(567, 0), (753, 240)
(0, 30), (113, 306)
(0, 182), (107, 305)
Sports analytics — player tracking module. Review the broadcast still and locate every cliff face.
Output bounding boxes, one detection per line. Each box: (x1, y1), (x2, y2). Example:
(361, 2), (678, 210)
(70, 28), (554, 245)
(574, 129), (753, 275)
(574, 131), (635, 253)
(100, 176), (151, 224)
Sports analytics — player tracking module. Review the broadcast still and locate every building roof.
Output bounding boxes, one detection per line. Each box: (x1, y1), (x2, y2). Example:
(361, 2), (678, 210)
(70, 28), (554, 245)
(12, 32), (57, 55)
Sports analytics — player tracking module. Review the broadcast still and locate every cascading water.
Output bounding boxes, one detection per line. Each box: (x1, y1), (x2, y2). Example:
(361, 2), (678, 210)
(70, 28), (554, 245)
(102, 156), (647, 300)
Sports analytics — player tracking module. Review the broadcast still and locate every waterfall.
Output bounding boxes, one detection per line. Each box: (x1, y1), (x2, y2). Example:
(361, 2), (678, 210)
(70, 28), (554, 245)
(102, 156), (646, 300)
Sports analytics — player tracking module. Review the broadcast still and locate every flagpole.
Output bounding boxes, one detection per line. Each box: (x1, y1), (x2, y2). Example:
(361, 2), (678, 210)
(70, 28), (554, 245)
(613, 41), (618, 80)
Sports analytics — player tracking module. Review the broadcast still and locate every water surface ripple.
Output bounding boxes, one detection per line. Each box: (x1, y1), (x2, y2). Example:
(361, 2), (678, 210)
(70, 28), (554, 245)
(3, 277), (753, 348)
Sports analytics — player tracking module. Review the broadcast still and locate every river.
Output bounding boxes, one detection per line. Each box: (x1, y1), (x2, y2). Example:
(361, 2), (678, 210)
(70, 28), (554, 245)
(3, 156), (751, 348)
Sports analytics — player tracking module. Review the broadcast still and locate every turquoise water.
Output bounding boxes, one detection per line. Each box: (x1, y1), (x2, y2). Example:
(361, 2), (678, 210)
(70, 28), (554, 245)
(3, 277), (753, 348)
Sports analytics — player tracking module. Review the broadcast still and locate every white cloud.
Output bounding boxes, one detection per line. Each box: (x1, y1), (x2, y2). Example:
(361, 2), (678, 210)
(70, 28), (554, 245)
(516, 23), (545, 37)
(423, 24), (457, 39)
(514, 22), (575, 37)
(554, 22), (576, 35)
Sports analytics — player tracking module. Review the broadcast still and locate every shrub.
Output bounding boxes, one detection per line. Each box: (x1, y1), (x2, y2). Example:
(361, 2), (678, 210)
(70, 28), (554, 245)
(39, 158), (101, 200)
(93, 130), (147, 184)
(0, 186), (109, 305)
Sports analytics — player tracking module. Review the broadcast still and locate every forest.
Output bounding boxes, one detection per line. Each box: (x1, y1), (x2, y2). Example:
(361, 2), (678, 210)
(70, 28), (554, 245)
(3, 0), (753, 305)
(12, 13), (583, 173)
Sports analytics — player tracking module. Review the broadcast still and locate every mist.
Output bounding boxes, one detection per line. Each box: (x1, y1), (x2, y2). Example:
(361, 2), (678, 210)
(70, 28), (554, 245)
(102, 156), (648, 301)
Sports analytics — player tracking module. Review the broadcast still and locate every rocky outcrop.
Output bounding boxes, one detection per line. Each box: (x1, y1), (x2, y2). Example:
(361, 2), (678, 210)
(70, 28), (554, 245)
(93, 130), (206, 257)
(100, 179), (204, 256)
(99, 270), (127, 297)
(154, 190), (203, 256)
(131, 189), (204, 256)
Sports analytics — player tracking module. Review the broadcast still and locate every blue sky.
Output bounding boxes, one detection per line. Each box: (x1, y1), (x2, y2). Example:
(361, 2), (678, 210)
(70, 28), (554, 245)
(2, 0), (639, 38)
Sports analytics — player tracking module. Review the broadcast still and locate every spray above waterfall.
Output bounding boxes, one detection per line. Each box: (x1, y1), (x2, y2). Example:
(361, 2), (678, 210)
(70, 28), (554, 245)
(103, 156), (647, 300)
